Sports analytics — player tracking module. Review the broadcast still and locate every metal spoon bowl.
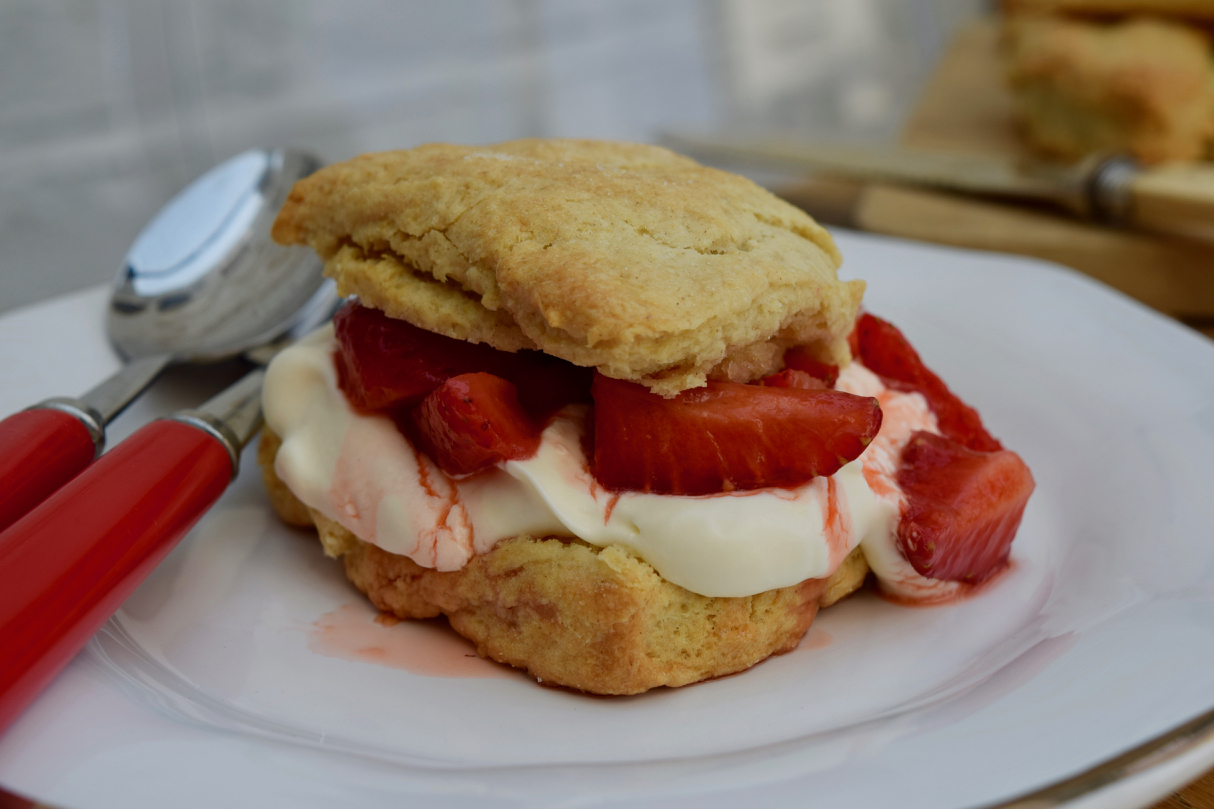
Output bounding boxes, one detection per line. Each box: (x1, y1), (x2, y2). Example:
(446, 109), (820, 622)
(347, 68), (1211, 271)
(109, 148), (331, 365)
(82, 147), (336, 428)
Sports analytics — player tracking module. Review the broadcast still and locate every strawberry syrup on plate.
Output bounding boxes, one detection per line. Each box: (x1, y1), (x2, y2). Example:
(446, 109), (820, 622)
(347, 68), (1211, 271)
(308, 603), (516, 680)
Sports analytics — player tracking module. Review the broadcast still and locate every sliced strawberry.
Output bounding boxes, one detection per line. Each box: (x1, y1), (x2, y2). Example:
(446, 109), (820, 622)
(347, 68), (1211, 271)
(411, 373), (541, 476)
(761, 369), (828, 390)
(333, 302), (591, 417)
(592, 373), (883, 495)
(855, 313), (1003, 452)
(782, 346), (839, 387)
(896, 431), (1034, 583)
(334, 303), (508, 411)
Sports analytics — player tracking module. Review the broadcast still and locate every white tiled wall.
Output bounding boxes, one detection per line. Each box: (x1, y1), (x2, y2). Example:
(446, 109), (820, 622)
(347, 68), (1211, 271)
(0, 0), (986, 312)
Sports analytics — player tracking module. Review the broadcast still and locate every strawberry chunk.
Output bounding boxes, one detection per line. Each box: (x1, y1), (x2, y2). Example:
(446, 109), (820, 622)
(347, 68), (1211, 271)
(592, 374), (883, 495)
(411, 373), (541, 476)
(333, 303), (508, 411)
(855, 313), (1003, 452)
(896, 431), (1034, 583)
(761, 369), (828, 390)
(782, 347), (839, 387)
(333, 303), (590, 417)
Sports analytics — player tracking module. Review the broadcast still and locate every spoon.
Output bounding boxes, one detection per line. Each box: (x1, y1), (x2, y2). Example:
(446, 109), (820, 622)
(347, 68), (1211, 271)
(0, 148), (334, 532)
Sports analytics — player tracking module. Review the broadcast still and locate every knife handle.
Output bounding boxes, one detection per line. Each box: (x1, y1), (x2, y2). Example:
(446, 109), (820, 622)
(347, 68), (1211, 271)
(1130, 164), (1214, 242)
(0, 419), (232, 734)
(0, 407), (100, 533)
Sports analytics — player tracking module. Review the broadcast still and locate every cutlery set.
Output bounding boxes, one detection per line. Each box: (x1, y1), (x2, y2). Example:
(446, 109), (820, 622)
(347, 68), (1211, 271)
(0, 149), (338, 732)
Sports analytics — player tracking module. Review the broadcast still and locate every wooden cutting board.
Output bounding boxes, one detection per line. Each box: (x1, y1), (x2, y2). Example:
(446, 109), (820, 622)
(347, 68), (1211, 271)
(777, 19), (1214, 337)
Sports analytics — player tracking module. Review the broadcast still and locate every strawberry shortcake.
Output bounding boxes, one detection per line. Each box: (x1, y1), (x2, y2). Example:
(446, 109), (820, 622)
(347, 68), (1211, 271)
(258, 139), (1034, 694)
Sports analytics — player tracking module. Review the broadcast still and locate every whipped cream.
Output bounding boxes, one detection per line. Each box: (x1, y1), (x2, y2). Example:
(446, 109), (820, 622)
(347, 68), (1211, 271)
(264, 327), (960, 599)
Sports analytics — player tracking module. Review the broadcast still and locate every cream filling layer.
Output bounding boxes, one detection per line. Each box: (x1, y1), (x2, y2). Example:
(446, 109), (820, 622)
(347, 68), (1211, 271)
(264, 326), (958, 600)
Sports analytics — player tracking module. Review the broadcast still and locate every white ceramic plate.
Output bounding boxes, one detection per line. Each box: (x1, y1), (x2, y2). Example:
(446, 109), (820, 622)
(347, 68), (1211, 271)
(3, 231), (1214, 809)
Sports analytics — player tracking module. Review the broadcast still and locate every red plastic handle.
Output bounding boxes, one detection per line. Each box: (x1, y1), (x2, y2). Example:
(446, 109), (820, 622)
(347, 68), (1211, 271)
(0, 408), (97, 533)
(0, 419), (232, 734)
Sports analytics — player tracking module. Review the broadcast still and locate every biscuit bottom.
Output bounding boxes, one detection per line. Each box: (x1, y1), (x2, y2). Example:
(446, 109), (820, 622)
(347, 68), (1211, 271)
(259, 429), (869, 694)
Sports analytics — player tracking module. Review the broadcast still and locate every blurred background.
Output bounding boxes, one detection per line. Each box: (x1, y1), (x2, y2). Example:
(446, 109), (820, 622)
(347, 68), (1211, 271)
(0, 0), (989, 313)
(8, 0), (1214, 337)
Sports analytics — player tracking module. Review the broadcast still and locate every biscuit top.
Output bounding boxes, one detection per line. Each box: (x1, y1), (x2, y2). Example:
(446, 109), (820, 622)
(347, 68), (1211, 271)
(1005, 15), (1214, 97)
(1002, 15), (1214, 163)
(1002, 0), (1214, 21)
(272, 139), (862, 394)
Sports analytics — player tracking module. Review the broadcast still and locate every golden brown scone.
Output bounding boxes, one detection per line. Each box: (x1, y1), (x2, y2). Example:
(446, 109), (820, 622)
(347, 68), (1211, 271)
(259, 429), (869, 694)
(1003, 15), (1214, 163)
(820, 548), (870, 608)
(1003, 0), (1214, 21)
(257, 429), (313, 528)
(272, 139), (862, 396)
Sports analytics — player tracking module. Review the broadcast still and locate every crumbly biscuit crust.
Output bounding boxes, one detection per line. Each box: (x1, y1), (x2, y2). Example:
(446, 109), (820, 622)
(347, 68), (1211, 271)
(259, 429), (869, 694)
(1003, 0), (1214, 20)
(1003, 15), (1214, 163)
(272, 139), (862, 395)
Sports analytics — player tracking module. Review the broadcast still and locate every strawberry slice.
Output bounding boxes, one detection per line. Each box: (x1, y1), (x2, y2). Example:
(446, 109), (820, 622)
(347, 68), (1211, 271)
(592, 373), (883, 495)
(333, 303), (508, 411)
(410, 373), (541, 476)
(896, 431), (1034, 583)
(761, 369), (828, 390)
(855, 313), (1003, 452)
(333, 303), (591, 417)
(782, 347), (839, 387)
